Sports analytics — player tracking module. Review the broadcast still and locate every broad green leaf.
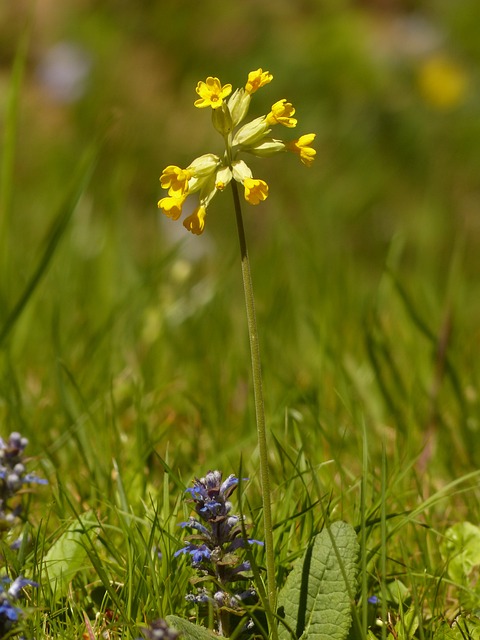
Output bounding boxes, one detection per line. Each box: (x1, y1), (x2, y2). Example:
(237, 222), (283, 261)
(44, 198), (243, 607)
(43, 512), (97, 599)
(440, 522), (480, 585)
(277, 520), (359, 640)
(166, 615), (218, 640)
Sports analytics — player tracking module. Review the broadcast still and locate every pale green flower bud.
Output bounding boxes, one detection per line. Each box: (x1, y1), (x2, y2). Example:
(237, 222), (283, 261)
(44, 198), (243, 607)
(227, 88), (251, 127)
(232, 159), (253, 183)
(232, 116), (270, 147)
(188, 154), (221, 176)
(187, 154), (221, 194)
(215, 166), (233, 191)
(212, 102), (233, 136)
(244, 138), (286, 157)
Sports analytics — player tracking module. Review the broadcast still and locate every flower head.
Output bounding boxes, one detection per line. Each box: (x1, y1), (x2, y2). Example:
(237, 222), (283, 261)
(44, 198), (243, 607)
(245, 68), (273, 94)
(266, 99), (297, 128)
(417, 54), (468, 110)
(0, 432), (48, 530)
(158, 69), (315, 234)
(0, 575), (37, 636)
(194, 77), (232, 109)
(287, 133), (316, 167)
(243, 178), (268, 205)
(157, 194), (186, 220)
(160, 165), (192, 195)
(183, 205), (207, 235)
(176, 471), (260, 632)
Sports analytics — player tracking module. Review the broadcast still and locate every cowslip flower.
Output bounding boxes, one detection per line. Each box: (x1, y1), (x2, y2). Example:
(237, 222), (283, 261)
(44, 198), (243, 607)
(158, 68), (316, 234)
(194, 77), (232, 109)
(243, 178), (268, 205)
(287, 134), (317, 167)
(265, 99), (297, 128)
(245, 68), (272, 94)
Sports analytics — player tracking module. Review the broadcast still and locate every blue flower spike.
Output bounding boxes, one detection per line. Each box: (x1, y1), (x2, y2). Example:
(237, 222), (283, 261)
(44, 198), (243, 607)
(176, 470), (262, 634)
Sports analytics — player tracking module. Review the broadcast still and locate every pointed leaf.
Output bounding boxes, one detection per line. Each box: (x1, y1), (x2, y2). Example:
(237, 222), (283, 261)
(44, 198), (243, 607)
(166, 615), (218, 640)
(278, 521), (359, 640)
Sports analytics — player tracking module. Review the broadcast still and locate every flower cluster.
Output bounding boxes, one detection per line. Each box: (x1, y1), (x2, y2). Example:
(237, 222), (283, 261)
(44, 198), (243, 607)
(0, 576), (38, 637)
(175, 471), (262, 633)
(0, 432), (48, 532)
(158, 68), (316, 234)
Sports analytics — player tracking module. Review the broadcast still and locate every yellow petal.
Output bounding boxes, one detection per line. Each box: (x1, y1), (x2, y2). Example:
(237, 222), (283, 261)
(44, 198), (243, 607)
(245, 68), (273, 94)
(183, 206), (207, 235)
(158, 194), (187, 220)
(243, 178), (268, 205)
(194, 77), (232, 109)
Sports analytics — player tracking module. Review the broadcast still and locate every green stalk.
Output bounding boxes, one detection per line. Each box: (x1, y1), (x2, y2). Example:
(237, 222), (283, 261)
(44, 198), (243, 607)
(0, 27), (29, 300)
(230, 179), (277, 639)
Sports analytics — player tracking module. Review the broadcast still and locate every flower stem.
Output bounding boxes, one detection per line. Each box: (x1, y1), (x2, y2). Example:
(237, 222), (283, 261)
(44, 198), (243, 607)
(230, 179), (277, 638)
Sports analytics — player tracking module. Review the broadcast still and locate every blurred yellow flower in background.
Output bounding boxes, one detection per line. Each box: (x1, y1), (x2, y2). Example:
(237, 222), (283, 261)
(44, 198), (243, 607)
(417, 54), (468, 110)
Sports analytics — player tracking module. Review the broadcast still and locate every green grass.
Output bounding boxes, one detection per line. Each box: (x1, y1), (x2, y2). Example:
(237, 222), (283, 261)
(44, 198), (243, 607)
(1, 1), (480, 638)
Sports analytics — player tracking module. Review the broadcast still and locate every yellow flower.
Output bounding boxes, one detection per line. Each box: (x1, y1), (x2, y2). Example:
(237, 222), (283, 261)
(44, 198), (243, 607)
(417, 54), (468, 110)
(266, 99), (297, 128)
(287, 134), (316, 166)
(157, 69), (316, 235)
(160, 165), (192, 195)
(194, 77), (232, 109)
(243, 178), (268, 205)
(158, 194), (188, 220)
(245, 68), (273, 94)
(183, 205), (207, 235)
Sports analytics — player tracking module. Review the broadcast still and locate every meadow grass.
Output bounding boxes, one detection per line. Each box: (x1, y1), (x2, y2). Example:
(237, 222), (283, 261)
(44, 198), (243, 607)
(1, 4), (480, 639)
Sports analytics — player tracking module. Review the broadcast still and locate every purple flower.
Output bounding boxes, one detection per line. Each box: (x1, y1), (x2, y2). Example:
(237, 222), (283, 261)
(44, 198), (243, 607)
(179, 519), (210, 537)
(0, 575), (38, 634)
(23, 473), (48, 485)
(228, 537), (264, 552)
(177, 470), (262, 634)
(175, 543), (212, 566)
(0, 599), (20, 622)
(185, 471), (248, 524)
(0, 431), (48, 529)
(8, 577), (38, 599)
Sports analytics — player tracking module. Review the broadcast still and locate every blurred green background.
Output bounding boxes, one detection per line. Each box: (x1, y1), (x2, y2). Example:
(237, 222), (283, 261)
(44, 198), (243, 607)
(1, 0), (479, 491)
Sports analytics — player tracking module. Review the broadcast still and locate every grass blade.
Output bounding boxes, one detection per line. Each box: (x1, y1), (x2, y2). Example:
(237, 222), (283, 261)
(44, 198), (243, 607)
(0, 142), (100, 347)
